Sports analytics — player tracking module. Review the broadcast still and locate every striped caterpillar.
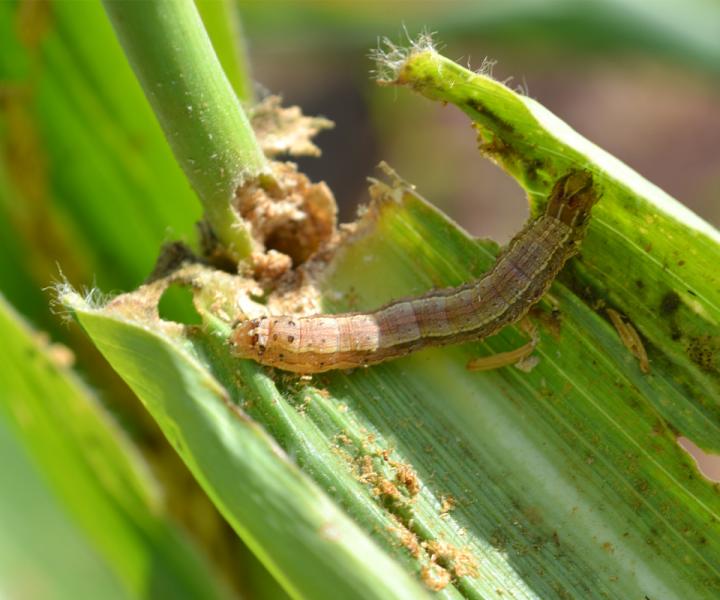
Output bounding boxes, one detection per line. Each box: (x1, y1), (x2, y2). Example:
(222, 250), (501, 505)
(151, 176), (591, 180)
(231, 170), (598, 374)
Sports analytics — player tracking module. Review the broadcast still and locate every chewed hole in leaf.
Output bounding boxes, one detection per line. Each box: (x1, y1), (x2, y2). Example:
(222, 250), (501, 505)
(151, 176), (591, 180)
(157, 283), (202, 325)
(677, 436), (720, 483)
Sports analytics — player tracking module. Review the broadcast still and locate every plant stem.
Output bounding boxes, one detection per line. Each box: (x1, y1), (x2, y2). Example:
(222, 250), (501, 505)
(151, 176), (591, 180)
(103, 0), (266, 260)
(195, 0), (255, 104)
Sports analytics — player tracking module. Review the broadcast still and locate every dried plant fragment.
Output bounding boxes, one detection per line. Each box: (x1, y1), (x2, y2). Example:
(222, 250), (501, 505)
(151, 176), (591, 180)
(420, 563), (451, 592)
(425, 539), (480, 579)
(606, 308), (650, 374)
(251, 95), (334, 158)
(439, 495), (456, 517)
(467, 317), (539, 371)
(391, 459), (421, 497)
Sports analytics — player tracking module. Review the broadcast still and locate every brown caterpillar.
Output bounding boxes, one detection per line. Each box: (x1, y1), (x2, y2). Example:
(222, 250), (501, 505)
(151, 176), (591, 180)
(231, 170), (598, 374)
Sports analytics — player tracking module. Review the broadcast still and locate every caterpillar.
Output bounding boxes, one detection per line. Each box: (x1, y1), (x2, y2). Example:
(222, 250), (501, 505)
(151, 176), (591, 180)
(231, 170), (598, 374)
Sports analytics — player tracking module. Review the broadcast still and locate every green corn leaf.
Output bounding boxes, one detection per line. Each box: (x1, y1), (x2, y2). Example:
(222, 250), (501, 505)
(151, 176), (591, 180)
(381, 41), (720, 449)
(64, 286), (428, 600)
(66, 45), (720, 598)
(0, 0), (198, 300)
(0, 295), (230, 599)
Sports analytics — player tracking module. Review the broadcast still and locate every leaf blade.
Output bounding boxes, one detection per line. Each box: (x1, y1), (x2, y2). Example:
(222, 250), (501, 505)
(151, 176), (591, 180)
(67, 291), (429, 600)
(0, 295), (229, 599)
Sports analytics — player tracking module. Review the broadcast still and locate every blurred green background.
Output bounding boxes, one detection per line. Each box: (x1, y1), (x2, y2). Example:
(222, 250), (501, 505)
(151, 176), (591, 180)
(1, 0), (718, 597)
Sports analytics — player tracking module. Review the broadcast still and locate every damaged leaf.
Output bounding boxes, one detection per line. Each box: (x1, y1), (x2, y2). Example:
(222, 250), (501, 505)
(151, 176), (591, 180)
(66, 40), (720, 600)
(69, 169), (720, 598)
(374, 36), (720, 452)
(234, 161), (337, 271)
(62, 283), (429, 600)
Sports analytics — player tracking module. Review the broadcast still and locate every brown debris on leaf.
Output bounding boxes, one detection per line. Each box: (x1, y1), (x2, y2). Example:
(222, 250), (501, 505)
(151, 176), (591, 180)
(386, 514), (423, 559)
(439, 494), (456, 516)
(425, 540), (480, 579)
(390, 459), (421, 497)
(250, 249), (292, 287)
(420, 563), (451, 592)
(246, 166), (410, 310)
(251, 95), (334, 158)
(235, 161), (337, 271)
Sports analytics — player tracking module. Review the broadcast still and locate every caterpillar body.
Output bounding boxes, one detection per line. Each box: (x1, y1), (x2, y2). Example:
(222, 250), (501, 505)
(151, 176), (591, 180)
(231, 171), (598, 374)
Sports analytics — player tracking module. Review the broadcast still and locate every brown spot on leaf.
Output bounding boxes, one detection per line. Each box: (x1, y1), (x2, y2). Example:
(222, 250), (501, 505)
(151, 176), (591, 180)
(16, 0), (52, 49)
(687, 336), (719, 372)
(660, 291), (681, 315)
(601, 541), (615, 554)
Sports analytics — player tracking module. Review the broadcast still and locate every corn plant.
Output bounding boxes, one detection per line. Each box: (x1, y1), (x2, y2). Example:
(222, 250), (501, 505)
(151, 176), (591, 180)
(2, 1), (719, 598)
